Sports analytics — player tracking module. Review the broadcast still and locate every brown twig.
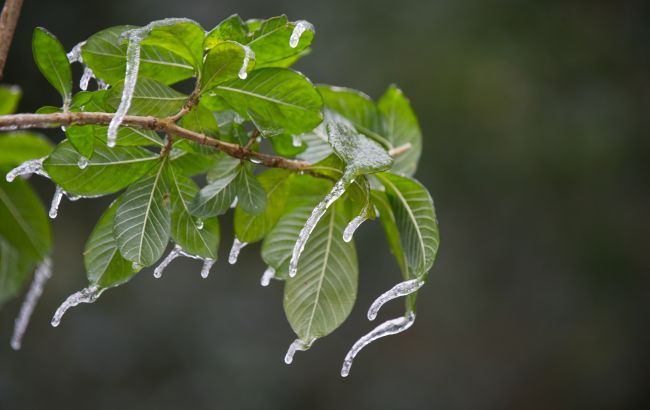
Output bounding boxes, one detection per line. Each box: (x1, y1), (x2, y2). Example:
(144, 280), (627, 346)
(0, 0), (24, 81)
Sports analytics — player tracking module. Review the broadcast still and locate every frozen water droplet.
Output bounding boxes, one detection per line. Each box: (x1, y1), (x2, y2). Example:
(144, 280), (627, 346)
(289, 20), (314, 48)
(341, 312), (416, 377)
(284, 338), (314, 364)
(292, 134), (302, 147)
(250, 157), (261, 164)
(153, 245), (182, 278)
(131, 261), (142, 271)
(228, 238), (247, 264)
(10, 258), (52, 350)
(208, 91), (217, 97)
(79, 66), (94, 91)
(289, 176), (350, 277)
(196, 218), (204, 230)
(238, 45), (254, 80)
(260, 266), (275, 287)
(367, 279), (424, 321)
(200, 258), (215, 279)
(230, 197), (238, 209)
(77, 156), (89, 169)
(51, 285), (104, 327)
(49, 186), (64, 219)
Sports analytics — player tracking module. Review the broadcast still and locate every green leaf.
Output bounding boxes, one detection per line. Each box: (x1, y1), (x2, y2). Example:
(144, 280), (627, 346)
(0, 85), (21, 115)
(247, 16), (314, 68)
(327, 121), (393, 176)
(0, 236), (33, 306)
(139, 19), (205, 69)
(283, 204), (358, 342)
(0, 172), (51, 261)
(107, 77), (187, 117)
(235, 166), (267, 215)
(114, 160), (171, 266)
(178, 102), (220, 137)
(212, 68), (323, 136)
(270, 134), (306, 157)
(81, 26), (195, 85)
(65, 125), (94, 158)
(378, 85), (422, 176)
(201, 41), (254, 92)
(234, 169), (290, 243)
(0, 132), (52, 166)
(44, 140), (159, 196)
(205, 15), (248, 48)
(296, 119), (332, 163)
(84, 198), (136, 288)
(169, 147), (217, 177)
(94, 126), (164, 147)
(32, 28), (72, 106)
(189, 168), (238, 218)
(374, 173), (439, 279)
(168, 166), (220, 258)
(206, 153), (241, 183)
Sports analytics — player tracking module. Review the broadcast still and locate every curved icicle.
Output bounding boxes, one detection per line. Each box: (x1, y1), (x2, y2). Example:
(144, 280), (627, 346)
(288, 176), (350, 277)
(289, 20), (314, 48)
(79, 66), (95, 91)
(66, 41), (86, 63)
(341, 312), (416, 377)
(5, 157), (48, 182)
(228, 238), (247, 264)
(284, 338), (314, 364)
(10, 258), (52, 350)
(154, 244), (214, 278)
(51, 285), (105, 327)
(238, 45), (254, 80)
(260, 266), (275, 287)
(367, 279), (425, 321)
(343, 199), (371, 242)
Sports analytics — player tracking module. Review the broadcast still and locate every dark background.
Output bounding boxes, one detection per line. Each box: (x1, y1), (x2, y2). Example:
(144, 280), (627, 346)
(1, 0), (649, 409)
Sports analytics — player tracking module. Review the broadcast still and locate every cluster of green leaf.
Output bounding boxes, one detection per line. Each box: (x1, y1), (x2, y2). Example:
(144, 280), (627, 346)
(0, 15), (439, 364)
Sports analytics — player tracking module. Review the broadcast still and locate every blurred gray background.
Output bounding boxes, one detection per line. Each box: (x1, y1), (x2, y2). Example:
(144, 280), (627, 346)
(1, 0), (649, 409)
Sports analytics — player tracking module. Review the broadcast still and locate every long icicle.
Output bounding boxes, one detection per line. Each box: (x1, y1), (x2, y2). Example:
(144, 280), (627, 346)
(284, 338), (314, 364)
(288, 176), (350, 277)
(340, 312), (416, 377)
(367, 279), (424, 321)
(51, 285), (105, 327)
(10, 258), (52, 350)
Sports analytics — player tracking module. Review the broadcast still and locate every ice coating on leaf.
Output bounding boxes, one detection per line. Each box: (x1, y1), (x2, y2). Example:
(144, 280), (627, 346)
(284, 338), (314, 364)
(340, 312), (416, 377)
(292, 134), (302, 147)
(77, 156), (89, 169)
(367, 279), (424, 321)
(153, 244), (209, 278)
(200, 258), (216, 279)
(260, 265), (275, 287)
(5, 157), (48, 182)
(48, 186), (64, 219)
(228, 237), (247, 264)
(10, 258), (52, 350)
(79, 66), (94, 91)
(196, 218), (204, 230)
(66, 41), (86, 63)
(327, 122), (393, 175)
(288, 176), (349, 277)
(50, 285), (105, 327)
(289, 20), (314, 48)
(97, 78), (109, 90)
(238, 45), (254, 80)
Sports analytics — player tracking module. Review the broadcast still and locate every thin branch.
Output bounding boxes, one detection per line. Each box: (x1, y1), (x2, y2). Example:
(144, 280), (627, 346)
(0, 0), (24, 81)
(388, 142), (412, 157)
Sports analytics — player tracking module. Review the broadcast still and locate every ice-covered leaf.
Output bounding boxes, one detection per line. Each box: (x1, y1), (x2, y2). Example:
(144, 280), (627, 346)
(107, 77), (187, 117)
(0, 85), (21, 115)
(114, 160), (171, 266)
(234, 169), (290, 243)
(283, 204), (358, 342)
(247, 16), (314, 68)
(235, 166), (267, 215)
(378, 85), (422, 176)
(211, 68), (323, 136)
(169, 165), (220, 258)
(84, 199), (135, 288)
(65, 125), (94, 158)
(81, 26), (195, 85)
(139, 19), (205, 69)
(204, 15), (248, 47)
(44, 141), (159, 196)
(0, 132), (52, 166)
(327, 121), (393, 176)
(201, 41), (255, 92)
(32, 28), (72, 107)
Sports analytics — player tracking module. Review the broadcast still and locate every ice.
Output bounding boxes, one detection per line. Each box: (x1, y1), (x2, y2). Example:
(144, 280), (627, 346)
(5, 157), (48, 182)
(77, 156), (89, 169)
(284, 338), (314, 364)
(196, 218), (204, 230)
(97, 78), (109, 90)
(200, 258), (216, 279)
(289, 20), (314, 48)
(50, 285), (105, 327)
(260, 266), (275, 287)
(340, 312), (416, 377)
(250, 158), (262, 164)
(367, 279), (425, 321)
(292, 134), (302, 147)
(48, 186), (64, 219)
(342, 215), (367, 242)
(228, 237), (247, 264)
(66, 41), (86, 63)
(79, 66), (94, 91)
(10, 258), (52, 350)
(153, 244), (211, 278)
(288, 176), (350, 277)
(238, 45), (254, 80)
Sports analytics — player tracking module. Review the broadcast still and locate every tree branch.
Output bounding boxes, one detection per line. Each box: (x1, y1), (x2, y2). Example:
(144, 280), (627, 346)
(0, 0), (24, 81)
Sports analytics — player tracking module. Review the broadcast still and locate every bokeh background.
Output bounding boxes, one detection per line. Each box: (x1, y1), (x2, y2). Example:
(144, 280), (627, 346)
(1, 0), (649, 409)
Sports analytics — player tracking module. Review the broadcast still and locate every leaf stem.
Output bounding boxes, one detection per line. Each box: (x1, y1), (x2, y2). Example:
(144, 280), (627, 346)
(0, 0), (24, 80)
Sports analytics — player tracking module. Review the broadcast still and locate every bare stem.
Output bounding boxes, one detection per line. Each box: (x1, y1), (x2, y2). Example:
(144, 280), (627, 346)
(0, 0), (24, 80)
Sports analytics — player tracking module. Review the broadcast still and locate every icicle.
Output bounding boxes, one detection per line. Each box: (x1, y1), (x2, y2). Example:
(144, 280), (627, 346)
(228, 238), (247, 264)
(200, 258), (216, 279)
(10, 258), (52, 350)
(238, 45), (254, 80)
(260, 266), (275, 287)
(289, 20), (314, 48)
(367, 279), (425, 321)
(196, 218), (204, 230)
(77, 156), (89, 169)
(340, 312), (416, 377)
(284, 338), (314, 364)
(97, 78), (109, 90)
(48, 186), (64, 219)
(51, 285), (104, 327)
(288, 176), (349, 277)
(5, 157), (48, 181)
(79, 66), (94, 91)
(250, 157), (261, 164)
(66, 41), (86, 63)
(153, 245), (183, 278)
(230, 197), (238, 208)
(343, 201), (370, 242)
(292, 134), (302, 147)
